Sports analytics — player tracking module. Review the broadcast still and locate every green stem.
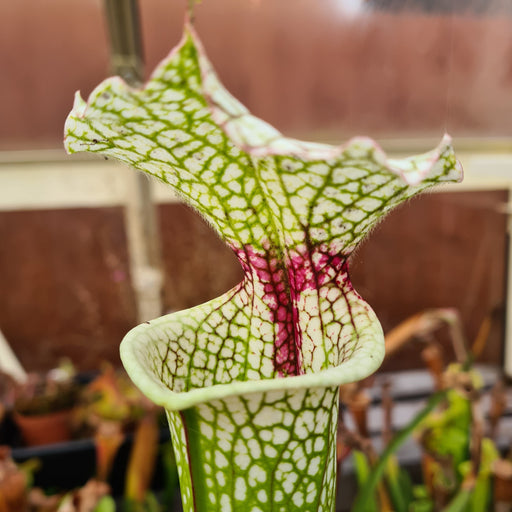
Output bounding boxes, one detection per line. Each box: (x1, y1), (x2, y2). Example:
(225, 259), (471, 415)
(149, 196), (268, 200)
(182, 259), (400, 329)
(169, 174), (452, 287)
(352, 390), (448, 512)
(168, 387), (340, 512)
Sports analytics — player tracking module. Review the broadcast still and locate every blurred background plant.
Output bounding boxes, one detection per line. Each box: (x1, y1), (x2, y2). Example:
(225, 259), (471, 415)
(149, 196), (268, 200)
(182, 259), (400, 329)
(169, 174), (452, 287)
(0, 361), (178, 512)
(339, 308), (512, 512)
(0, 360), (80, 447)
(12, 361), (78, 417)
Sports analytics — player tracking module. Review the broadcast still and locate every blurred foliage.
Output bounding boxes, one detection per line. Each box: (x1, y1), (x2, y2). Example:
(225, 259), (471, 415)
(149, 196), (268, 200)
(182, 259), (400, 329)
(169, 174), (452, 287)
(344, 309), (511, 512)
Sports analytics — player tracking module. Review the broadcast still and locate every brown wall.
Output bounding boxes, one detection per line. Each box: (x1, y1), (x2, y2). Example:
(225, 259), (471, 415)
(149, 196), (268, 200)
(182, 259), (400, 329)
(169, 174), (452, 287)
(1, 189), (506, 373)
(1, 0), (512, 148)
(0, 207), (137, 371)
(351, 189), (508, 370)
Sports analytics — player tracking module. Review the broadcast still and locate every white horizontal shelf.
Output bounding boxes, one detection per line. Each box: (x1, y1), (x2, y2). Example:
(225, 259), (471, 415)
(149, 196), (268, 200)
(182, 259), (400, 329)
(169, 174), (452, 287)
(0, 139), (511, 211)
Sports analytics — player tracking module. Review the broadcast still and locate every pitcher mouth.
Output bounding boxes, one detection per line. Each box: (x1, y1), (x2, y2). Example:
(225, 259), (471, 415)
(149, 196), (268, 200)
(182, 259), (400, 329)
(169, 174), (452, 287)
(120, 310), (384, 412)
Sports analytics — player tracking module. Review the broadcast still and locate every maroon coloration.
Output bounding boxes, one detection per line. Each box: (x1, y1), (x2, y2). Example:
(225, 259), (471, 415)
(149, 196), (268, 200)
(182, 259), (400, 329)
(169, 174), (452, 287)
(235, 244), (351, 377)
(236, 245), (298, 377)
(288, 248), (349, 295)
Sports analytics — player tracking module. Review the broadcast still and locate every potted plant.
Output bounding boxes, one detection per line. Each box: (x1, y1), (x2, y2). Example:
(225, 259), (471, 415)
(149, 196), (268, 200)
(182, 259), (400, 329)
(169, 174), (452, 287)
(11, 362), (80, 447)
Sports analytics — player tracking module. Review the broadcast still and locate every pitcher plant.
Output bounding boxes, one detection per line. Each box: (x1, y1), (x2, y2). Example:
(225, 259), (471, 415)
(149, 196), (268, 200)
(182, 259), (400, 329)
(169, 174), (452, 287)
(64, 15), (462, 512)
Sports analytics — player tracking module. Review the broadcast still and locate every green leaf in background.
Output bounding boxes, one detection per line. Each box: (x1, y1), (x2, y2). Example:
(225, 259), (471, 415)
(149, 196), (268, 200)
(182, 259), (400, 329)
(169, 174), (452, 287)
(93, 495), (116, 512)
(459, 438), (500, 512)
(65, 19), (462, 512)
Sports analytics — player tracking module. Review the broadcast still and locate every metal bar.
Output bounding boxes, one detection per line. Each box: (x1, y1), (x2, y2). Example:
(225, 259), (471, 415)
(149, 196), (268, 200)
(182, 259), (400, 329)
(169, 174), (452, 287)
(102, 0), (164, 322)
(103, 0), (144, 85)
